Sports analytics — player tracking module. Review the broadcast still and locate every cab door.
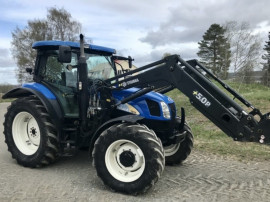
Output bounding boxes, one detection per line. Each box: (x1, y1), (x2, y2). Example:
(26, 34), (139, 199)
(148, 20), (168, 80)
(40, 50), (79, 117)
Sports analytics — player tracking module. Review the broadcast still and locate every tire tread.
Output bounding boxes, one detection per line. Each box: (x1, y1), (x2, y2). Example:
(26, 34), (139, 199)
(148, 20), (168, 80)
(3, 97), (59, 168)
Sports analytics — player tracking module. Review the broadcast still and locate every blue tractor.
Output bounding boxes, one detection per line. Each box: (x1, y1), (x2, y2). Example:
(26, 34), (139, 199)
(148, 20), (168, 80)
(3, 34), (270, 194)
(3, 35), (193, 194)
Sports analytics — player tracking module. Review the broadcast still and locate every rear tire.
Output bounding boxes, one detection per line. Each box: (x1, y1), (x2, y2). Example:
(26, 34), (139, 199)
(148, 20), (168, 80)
(93, 123), (165, 194)
(3, 97), (59, 167)
(164, 123), (193, 165)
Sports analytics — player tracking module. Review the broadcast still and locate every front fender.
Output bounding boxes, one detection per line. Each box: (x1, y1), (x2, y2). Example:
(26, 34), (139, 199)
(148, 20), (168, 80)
(89, 115), (144, 152)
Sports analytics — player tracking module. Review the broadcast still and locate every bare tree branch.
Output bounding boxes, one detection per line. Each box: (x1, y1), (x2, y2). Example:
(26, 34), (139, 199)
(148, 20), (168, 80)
(11, 7), (82, 84)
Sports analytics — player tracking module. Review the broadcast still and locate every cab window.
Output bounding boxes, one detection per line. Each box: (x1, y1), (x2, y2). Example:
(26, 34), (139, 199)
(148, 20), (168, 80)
(43, 51), (77, 88)
(86, 54), (114, 80)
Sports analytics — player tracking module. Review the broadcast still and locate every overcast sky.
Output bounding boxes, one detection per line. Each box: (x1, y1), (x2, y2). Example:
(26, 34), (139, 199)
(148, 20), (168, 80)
(0, 0), (269, 84)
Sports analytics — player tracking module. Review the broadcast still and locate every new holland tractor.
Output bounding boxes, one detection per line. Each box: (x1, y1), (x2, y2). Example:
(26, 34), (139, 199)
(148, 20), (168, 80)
(2, 34), (270, 194)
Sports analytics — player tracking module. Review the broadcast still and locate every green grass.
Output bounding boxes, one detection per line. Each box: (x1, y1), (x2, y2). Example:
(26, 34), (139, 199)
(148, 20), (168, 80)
(166, 81), (270, 162)
(0, 84), (17, 103)
(0, 98), (14, 103)
(0, 93), (15, 103)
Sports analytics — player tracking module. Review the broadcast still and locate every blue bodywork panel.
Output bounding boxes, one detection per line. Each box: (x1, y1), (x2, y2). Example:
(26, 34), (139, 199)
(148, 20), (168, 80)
(22, 83), (56, 100)
(32, 41), (116, 54)
(113, 88), (175, 121)
(22, 83), (174, 121)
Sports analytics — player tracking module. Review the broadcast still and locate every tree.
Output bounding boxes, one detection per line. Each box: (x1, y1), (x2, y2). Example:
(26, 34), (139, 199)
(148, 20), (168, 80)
(11, 7), (82, 84)
(47, 8), (81, 41)
(197, 24), (231, 79)
(261, 32), (270, 86)
(12, 20), (51, 83)
(224, 21), (261, 82)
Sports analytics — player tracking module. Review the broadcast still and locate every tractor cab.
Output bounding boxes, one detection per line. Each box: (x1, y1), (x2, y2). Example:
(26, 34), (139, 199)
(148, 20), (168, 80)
(31, 41), (117, 117)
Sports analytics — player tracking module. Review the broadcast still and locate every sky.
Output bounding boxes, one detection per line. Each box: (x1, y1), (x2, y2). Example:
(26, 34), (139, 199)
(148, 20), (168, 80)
(0, 0), (270, 84)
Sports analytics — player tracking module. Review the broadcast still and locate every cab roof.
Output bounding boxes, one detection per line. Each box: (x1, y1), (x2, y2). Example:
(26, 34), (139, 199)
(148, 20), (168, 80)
(32, 41), (116, 54)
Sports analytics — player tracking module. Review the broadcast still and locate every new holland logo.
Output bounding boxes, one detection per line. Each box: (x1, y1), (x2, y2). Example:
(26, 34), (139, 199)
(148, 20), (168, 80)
(122, 78), (139, 87)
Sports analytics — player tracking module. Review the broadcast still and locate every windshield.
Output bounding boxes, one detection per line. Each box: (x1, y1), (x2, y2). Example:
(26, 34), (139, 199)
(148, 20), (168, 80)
(86, 54), (115, 80)
(41, 51), (115, 88)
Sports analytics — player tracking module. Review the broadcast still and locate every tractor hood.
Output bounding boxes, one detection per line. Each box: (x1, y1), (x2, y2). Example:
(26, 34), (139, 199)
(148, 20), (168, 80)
(112, 88), (173, 103)
(112, 88), (175, 120)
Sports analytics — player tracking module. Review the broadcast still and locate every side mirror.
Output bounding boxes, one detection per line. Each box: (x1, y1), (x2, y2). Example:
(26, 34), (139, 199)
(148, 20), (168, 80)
(26, 68), (33, 75)
(58, 46), (71, 63)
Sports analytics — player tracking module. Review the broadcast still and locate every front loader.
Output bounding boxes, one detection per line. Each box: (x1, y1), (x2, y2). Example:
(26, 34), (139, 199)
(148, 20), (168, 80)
(112, 55), (270, 144)
(2, 34), (270, 194)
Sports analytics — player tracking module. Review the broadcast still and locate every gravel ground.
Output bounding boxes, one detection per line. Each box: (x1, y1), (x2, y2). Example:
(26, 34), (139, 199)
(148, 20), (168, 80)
(1, 102), (270, 202)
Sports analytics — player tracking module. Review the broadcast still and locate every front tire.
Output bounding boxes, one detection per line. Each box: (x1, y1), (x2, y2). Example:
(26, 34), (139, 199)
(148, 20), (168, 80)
(164, 123), (193, 165)
(3, 97), (59, 167)
(93, 123), (165, 194)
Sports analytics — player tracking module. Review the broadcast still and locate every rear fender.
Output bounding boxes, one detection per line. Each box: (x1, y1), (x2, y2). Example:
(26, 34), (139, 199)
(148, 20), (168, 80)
(2, 86), (63, 130)
(89, 115), (144, 152)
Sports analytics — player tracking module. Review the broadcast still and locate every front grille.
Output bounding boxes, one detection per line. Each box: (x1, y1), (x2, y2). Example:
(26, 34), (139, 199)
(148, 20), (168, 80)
(146, 99), (160, 116)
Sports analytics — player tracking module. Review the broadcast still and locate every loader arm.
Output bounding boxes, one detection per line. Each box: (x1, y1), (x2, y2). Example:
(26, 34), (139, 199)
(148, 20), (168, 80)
(105, 54), (270, 144)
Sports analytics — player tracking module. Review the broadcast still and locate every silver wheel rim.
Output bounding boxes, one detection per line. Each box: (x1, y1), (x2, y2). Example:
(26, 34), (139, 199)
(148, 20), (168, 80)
(105, 139), (145, 182)
(12, 112), (40, 155)
(164, 143), (180, 156)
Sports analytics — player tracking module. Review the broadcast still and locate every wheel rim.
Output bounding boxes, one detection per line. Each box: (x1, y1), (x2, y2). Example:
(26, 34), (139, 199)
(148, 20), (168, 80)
(164, 143), (180, 157)
(105, 139), (145, 182)
(12, 112), (40, 155)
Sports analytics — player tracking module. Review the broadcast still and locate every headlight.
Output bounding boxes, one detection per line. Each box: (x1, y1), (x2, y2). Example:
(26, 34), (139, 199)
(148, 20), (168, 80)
(160, 101), (171, 119)
(117, 103), (140, 115)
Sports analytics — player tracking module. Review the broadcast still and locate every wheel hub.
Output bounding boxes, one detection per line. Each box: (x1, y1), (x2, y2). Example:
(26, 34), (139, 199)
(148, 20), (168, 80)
(30, 127), (37, 137)
(105, 139), (145, 182)
(12, 112), (40, 155)
(27, 118), (40, 146)
(119, 150), (136, 167)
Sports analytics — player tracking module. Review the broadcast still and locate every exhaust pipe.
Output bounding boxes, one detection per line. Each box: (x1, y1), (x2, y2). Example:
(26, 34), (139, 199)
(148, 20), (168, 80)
(78, 34), (89, 130)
